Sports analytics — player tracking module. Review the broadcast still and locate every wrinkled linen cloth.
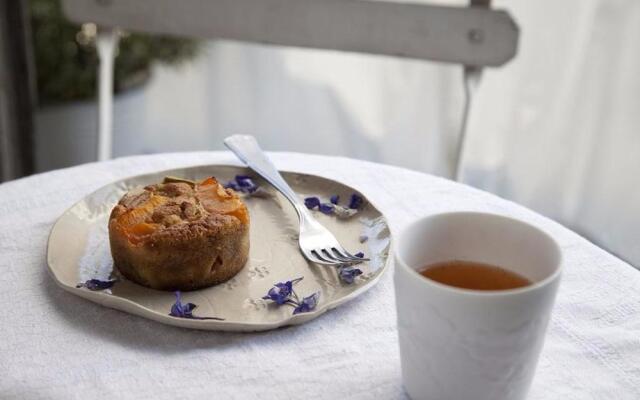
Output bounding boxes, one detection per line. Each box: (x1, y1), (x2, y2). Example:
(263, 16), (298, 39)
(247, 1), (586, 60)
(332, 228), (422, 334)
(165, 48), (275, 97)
(1, 152), (638, 399)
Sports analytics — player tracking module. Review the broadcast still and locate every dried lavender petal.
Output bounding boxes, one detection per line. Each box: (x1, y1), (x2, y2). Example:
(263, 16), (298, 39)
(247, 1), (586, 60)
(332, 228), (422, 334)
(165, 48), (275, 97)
(319, 203), (335, 215)
(169, 291), (224, 320)
(338, 265), (363, 284)
(235, 175), (252, 183)
(348, 194), (364, 210)
(235, 176), (257, 191)
(76, 279), (116, 291)
(224, 181), (240, 191)
(225, 175), (260, 194)
(304, 197), (321, 209)
(293, 292), (320, 314)
(262, 277), (303, 305)
(169, 291), (196, 318)
(262, 282), (294, 305)
(330, 195), (340, 205)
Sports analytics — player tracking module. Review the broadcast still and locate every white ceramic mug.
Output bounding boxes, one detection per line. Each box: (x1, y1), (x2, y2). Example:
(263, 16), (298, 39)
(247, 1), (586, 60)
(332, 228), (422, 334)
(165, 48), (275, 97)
(394, 212), (562, 400)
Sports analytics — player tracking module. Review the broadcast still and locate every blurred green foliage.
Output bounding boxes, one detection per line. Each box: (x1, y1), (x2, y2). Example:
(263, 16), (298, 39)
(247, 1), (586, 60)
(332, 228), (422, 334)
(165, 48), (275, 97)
(30, 0), (199, 105)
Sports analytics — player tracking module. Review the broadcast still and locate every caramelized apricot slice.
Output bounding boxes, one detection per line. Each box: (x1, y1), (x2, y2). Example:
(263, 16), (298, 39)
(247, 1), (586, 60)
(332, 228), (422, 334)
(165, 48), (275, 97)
(196, 178), (248, 223)
(128, 222), (158, 236)
(125, 222), (160, 244)
(116, 195), (167, 228)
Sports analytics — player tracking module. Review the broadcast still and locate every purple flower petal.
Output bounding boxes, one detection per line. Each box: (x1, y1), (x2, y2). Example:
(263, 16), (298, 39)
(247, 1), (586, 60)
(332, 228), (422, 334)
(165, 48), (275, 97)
(354, 252), (365, 258)
(319, 203), (335, 215)
(235, 175), (257, 192)
(225, 175), (259, 194)
(338, 265), (363, 284)
(76, 279), (116, 291)
(348, 194), (364, 210)
(262, 282), (293, 305)
(235, 175), (252, 183)
(262, 277), (303, 305)
(304, 197), (321, 209)
(169, 291), (194, 318)
(223, 181), (240, 190)
(293, 292), (320, 314)
(330, 195), (340, 205)
(169, 291), (224, 320)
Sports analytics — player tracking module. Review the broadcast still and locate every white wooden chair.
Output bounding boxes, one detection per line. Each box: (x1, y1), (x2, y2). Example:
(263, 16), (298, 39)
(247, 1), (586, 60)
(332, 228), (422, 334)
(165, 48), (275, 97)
(62, 0), (519, 179)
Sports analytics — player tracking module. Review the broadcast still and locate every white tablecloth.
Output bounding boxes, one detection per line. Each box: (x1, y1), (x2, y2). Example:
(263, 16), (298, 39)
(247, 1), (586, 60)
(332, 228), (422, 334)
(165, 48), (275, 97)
(1, 152), (638, 399)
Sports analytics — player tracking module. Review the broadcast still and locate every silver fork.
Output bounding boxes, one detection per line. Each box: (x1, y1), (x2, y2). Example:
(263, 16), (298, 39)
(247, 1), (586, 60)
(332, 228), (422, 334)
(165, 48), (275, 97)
(224, 135), (368, 265)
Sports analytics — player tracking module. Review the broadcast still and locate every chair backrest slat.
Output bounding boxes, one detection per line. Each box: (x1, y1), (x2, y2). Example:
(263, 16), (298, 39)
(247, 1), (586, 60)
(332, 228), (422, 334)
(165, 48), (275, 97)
(62, 0), (518, 66)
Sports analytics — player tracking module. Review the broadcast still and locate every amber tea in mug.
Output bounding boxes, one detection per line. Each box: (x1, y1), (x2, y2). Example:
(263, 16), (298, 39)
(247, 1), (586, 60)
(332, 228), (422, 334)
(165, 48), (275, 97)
(418, 260), (531, 291)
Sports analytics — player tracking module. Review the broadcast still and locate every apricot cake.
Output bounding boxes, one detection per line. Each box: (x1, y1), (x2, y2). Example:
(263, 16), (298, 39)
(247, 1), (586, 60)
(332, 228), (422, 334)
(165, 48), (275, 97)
(108, 176), (250, 291)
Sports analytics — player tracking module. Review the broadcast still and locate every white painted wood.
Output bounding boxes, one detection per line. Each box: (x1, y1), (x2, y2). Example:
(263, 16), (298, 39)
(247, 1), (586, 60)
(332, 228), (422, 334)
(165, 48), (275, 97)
(62, 0), (518, 67)
(96, 27), (118, 161)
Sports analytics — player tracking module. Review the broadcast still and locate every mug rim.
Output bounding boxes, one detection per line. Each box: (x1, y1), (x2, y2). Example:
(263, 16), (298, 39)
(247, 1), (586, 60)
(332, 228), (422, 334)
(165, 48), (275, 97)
(394, 211), (563, 298)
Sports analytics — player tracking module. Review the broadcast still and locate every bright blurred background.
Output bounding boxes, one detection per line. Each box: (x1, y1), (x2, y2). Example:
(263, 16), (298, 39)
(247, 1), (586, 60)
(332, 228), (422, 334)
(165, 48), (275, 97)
(1, 0), (639, 268)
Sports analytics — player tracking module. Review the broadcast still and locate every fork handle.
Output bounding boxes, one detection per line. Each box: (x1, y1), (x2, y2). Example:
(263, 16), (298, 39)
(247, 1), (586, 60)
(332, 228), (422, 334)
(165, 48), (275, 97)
(224, 135), (313, 220)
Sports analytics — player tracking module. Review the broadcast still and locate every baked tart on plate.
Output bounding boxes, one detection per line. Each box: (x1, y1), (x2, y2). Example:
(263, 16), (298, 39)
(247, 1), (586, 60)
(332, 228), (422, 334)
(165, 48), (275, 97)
(108, 176), (249, 291)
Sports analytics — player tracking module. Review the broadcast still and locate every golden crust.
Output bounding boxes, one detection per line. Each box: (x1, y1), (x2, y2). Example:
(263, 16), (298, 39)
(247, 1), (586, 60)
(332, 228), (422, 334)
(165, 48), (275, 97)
(108, 178), (250, 291)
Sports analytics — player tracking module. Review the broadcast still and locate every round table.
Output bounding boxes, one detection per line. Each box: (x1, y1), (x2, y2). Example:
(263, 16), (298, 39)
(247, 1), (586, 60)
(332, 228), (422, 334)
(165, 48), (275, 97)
(1, 152), (638, 399)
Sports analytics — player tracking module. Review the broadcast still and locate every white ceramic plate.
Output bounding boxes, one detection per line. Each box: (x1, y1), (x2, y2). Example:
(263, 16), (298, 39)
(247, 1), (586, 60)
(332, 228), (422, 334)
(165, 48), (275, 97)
(46, 165), (391, 331)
